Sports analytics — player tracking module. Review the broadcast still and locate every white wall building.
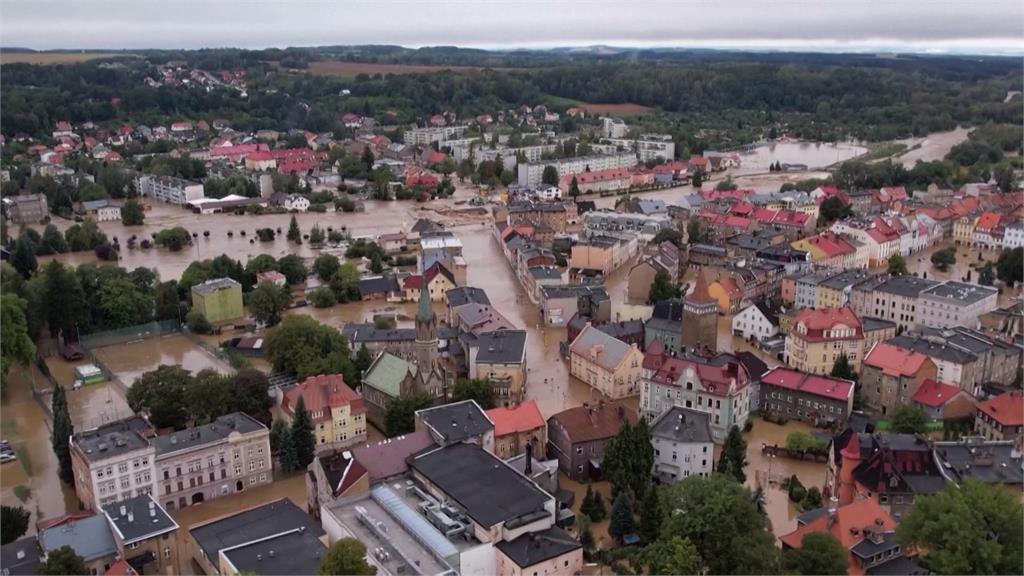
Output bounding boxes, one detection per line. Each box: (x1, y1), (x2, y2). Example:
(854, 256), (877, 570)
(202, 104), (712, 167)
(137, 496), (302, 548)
(1003, 221), (1024, 249)
(917, 281), (999, 330)
(283, 194), (310, 212)
(731, 302), (779, 341)
(650, 407), (714, 483)
(517, 153), (637, 188)
(135, 174), (204, 205)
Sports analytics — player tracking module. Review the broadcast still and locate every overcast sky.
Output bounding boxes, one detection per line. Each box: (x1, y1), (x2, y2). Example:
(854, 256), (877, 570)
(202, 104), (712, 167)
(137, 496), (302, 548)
(1, 0), (1022, 54)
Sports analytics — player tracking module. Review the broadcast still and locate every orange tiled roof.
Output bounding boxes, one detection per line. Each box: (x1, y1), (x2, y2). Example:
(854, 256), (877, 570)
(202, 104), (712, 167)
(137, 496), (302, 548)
(283, 373), (366, 421)
(486, 400), (545, 437)
(977, 391), (1024, 427)
(864, 343), (929, 377)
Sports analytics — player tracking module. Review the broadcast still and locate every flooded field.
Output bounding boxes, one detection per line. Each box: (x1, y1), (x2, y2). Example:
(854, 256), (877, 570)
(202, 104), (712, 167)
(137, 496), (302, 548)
(0, 366), (79, 530)
(91, 333), (233, 387)
(739, 141), (867, 171)
(896, 126), (971, 168)
(41, 355), (134, 429)
(743, 417), (828, 537)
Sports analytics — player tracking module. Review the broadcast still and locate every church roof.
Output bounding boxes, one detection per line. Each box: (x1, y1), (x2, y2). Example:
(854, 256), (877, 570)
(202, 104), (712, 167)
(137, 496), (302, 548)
(685, 272), (716, 305)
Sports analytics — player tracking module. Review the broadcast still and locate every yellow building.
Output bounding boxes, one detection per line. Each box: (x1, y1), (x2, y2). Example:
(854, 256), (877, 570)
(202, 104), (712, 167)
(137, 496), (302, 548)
(785, 307), (865, 375)
(191, 277), (244, 324)
(282, 373), (367, 453)
(953, 214), (979, 246)
(569, 324), (644, 399)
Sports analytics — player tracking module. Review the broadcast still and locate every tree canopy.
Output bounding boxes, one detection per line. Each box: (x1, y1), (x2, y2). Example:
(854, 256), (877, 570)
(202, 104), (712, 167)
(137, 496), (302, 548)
(319, 538), (377, 575)
(783, 532), (849, 575)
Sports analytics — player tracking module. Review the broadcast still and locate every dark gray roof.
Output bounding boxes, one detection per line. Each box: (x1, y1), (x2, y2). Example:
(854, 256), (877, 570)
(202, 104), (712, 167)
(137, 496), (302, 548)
(650, 407), (713, 444)
(568, 315), (643, 342)
(933, 439), (1024, 485)
(921, 281), (998, 304)
(820, 269), (876, 290)
(888, 335), (978, 365)
(529, 266), (562, 280)
(875, 276), (941, 298)
(446, 286), (490, 308)
(411, 218), (444, 234)
(72, 416), (152, 463)
(726, 233), (775, 251)
(901, 474), (948, 495)
(152, 412), (266, 457)
(651, 298), (684, 322)
(689, 243), (727, 256)
(795, 507), (829, 526)
(865, 555), (929, 575)
(416, 400), (494, 445)
(192, 277), (242, 295)
(737, 351), (769, 381)
(189, 498), (325, 564)
(495, 527), (581, 568)
(222, 528), (327, 575)
(409, 443), (550, 528)
(358, 275), (400, 296)
(102, 495), (177, 545)
(850, 532), (900, 559)
(473, 330), (528, 364)
(342, 323), (458, 344)
(539, 284), (608, 301)
(1, 536), (40, 576)
(861, 316), (897, 333)
(40, 515), (117, 562)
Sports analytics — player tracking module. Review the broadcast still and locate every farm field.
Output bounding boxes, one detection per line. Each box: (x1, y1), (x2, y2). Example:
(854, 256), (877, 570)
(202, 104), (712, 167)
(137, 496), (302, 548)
(543, 94), (655, 116)
(0, 51), (121, 64)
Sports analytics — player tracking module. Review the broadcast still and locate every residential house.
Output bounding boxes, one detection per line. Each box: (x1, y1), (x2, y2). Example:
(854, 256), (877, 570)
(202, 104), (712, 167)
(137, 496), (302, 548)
(0, 536), (40, 576)
(649, 407), (714, 483)
(463, 330), (529, 404)
(849, 275), (940, 333)
(860, 343), (938, 416)
(281, 374), (367, 452)
(191, 278), (244, 324)
(974, 391), (1023, 449)
(547, 402), (638, 480)
(910, 379), (976, 422)
(2, 194), (49, 223)
(399, 261), (457, 303)
(255, 270), (286, 287)
(305, 451), (369, 517)
(791, 233), (864, 269)
(538, 284), (609, 326)
(644, 298), (683, 353)
(759, 367), (854, 426)
(885, 333), (981, 393)
(80, 199), (121, 222)
(486, 400), (547, 460)
(569, 325), (644, 399)
(627, 242), (680, 303)
(731, 302), (780, 341)
(39, 514), (118, 575)
(785, 307), (865, 375)
(357, 275), (400, 301)
(917, 281), (998, 330)
(570, 235), (638, 276)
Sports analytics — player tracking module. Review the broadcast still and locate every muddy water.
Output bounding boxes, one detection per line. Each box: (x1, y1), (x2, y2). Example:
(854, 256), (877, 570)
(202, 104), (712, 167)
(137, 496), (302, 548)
(91, 333), (232, 387)
(740, 141), (867, 171)
(42, 356), (134, 429)
(0, 365), (79, 528)
(743, 417), (828, 537)
(897, 126), (971, 168)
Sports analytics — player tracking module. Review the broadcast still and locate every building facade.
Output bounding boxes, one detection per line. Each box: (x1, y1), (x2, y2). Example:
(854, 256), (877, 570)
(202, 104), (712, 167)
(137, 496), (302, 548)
(785, 307), (864, 375)
(190, 278), (244, 324)
(649, 407), (714, 483)
(281, 374), (367, 452)
(759, 368), (855, 426)
(569, 325), (644, 399)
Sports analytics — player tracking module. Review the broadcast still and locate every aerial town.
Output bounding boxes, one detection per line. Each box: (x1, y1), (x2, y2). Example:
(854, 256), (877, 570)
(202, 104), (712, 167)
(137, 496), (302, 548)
(0, 5), (1022, 576)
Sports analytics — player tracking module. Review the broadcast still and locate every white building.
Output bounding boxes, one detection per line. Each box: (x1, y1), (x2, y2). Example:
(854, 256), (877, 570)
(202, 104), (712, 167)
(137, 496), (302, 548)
(135, 174), (204, 205)
(403, 125), (466, 146)
(917, 281), (999, 330)
(535, 186), (562, 201)
(601, 137), (675, 162)
(649, 407), (714, 483)
(731, 302), (779, 341)
(601, 117), (629, 138)
(70, 418), (157, 511)
(283, 194), (310, 212)
(517, 153), (637, 188)
(1002, 221), (1024, 249)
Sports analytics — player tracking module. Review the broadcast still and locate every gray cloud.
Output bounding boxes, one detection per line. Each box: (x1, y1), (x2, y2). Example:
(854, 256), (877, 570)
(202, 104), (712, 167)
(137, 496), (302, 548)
(1, 0), (1021, 53)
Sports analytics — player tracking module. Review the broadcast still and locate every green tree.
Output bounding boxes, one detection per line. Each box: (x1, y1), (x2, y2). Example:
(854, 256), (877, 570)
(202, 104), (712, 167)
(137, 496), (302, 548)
(40, 224), (68, 254)
(609, 491), (635, 541)
(569, 175), (580, 197)
(651, 227), (683, 248)
(11, 234), (37, 278)
(319, 537), (377, 575)
(686, 218), (706, 244)
(287, 215), (301, 243)
(603, 418), (655, 499)
(830, 353), (856, 381)
(121, 199), (145, 225)
(269, 418), (288, 455)
(290, 395), (316, 469)
(312, 254), (341, 281)
(249, 282), (292, 327)
(648, 268), (681, 304)
(309, 286), (337, 308)
(577, 515), (595, 553)
(264, 315), (350, 377)
(691, 169), (703, 188)
(897, 480), (1023, 575)
(353, 344), (373, 377)
(887, 253), (909, 276)
(717, 425), (748, 483)
(931, 246), (956, 272)
(154, 226), (191, 251)
(890, 404), (929, 434)
(38, 545), (88, 576)
(41, 261), (86, 339)
(185, 310), (213, 334)
(1, 294), (36, 383)
(638, 536), (703, 576)
(996, 247), (1023, 287)
(126, 365), (193, 429)
(277, 254), (308, 285)
(783, 532), (848, 575)
(51, 382), (74, 483)
(230, 369), (273, 425)
(309, 224), (325, 245)
(245, 254), (278, 275)
(277, 425), (298, 472)
(361, 146), (376, 171)
(801, 486), (824, 511)
(659, 475), (780, 575)
(451, 379), (495, 409)
(385, 392), (434, 437)
(541, 165), (559, 186)
(329, 262), (361, 302)
(580, 483), (607, 522)
(817, 196), (852, 227)
(1, 505), (30, 544)
(639, 486), (663, 544)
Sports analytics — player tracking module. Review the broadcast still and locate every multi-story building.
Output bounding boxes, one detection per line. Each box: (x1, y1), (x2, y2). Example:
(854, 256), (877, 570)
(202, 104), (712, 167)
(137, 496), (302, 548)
(39, 513), (118, 575)
(70, 417), (156, 511)
(681, 273), (719, 352)
(569, 324), (644, 399)
(504, 201), (568, 233)
(640, 341), (752, 442)
(731, 301), (779, 341)
(485, 400), (547, 460)
(793, 268), (840, 309)
(600, 136), (675, 162)
(517, 153), (637, 188)
(190, 278), (244, 324)
(403, 125), (466, 146)
(466, 330), (529, 405)
(886, 333), (980, 393)
(569, 234), (639, 276)
(153, 412), (271, 511)
(974, 391), (1023, 449)
(860, 343), (938, 416)
(791, 232), (865, 269)
(583, 211), (672, 242)
(917, 281), (999, 330)
(282, 374), (367, 452)
(135, 173), (204, 205)
(816, 268), (876, 309)
(1002, 220), (1024, 249)
(850, 275), (940, 334)
(2, 193), (49, 223)
(101, 496), (180, 575)
(649, 407), (714, 483)
(759, 368), (854, 426)
(547, 402), (638, 480)
(644, 298), (684, 353)
(785, 307), (864, 375)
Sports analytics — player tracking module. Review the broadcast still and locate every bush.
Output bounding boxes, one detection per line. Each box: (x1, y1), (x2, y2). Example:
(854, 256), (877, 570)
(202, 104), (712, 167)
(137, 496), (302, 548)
(786, 431), (827, 454)
(186, 310), (213, 334)
(154, 227), (191, 251)
(308, 287), (336, 308)
(788, 475), (806, 503)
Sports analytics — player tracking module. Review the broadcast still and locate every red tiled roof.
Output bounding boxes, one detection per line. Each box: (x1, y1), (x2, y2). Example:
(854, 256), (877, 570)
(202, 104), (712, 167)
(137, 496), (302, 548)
(105, 559), (139, 576)
(803, 232), (856, 258)
(761, 367), (853, 402)
(792, 307), (862, 341)
(425, 150), (447, 164)
(486, 400), (545, 437)
(780, 498), (897, 574)
(283, 373), (365, 422)
(911, 379), (966, 408)
(642, 347), (751, 396)
(976, 391), (1024, 427)
(975, 212), (1001, 232)
(403, 274), (423, 289)
(864, 342), (930, 377)
(548, 402), (638, 444)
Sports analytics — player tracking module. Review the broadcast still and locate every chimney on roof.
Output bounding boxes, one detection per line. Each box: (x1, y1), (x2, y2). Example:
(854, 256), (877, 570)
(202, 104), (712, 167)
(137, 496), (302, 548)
(525, 442), (534, 476)
(119, 505), (127, 517)
(127, 511), (134, 523)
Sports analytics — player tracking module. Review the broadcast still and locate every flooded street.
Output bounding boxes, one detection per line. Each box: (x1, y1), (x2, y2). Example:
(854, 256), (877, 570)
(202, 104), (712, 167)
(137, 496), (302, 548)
(0, 366), (79, 530)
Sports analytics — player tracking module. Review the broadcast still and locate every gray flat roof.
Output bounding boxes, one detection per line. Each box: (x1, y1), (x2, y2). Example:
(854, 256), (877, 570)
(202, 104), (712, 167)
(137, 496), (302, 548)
(650, 407), (713, 444)
(410, 443), (550, 528)
(473, 330), (528, 364)
(922, 281), (998, 304)
(875, 275), (941, 298)
(40, 515), (116, 562)
(933, 439), (1023, 485)
(191, 277), (241, 295)
(102, 495), (177, 545)
(446, 286), (490, 308)
(190, 498), (325, 567)
(221, 529), (326, 575)
(72, 416), (152, 463)
(152, 412), (266, 457)
(0, 536), (40, 576)
(416, 400), (494, 445)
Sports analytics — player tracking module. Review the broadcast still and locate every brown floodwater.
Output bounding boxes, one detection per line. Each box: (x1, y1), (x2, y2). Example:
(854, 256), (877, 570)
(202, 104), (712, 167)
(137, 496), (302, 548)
(0, 365), (79, 528)
(91, 333), (233, 388)
(42, 356), (134, 429)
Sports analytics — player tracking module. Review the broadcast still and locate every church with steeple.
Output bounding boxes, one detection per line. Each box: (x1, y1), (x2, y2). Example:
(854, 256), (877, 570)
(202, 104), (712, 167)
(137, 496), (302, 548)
(412, 284), (448, 398)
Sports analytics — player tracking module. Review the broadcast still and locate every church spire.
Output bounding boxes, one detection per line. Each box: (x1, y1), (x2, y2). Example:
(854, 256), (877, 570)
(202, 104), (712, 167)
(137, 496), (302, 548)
(416, 280), (434, 323)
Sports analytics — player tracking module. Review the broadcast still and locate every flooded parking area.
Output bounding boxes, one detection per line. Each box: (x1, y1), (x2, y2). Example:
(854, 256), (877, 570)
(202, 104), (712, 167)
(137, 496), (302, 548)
(91, 333), (233, 386)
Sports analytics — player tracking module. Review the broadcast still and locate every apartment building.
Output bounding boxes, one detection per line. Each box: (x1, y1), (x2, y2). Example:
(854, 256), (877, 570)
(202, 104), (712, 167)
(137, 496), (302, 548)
(649, 407), (714, 483)
(403, 125), (466, 146)
(600, 136), (675, 162)
(190, 277), (244, 324)
(485, 400), (547, 460)
(517, 152), (637, 188)
(466, 330), (529, 404)
(860, 343), (938, 416)
(2, 193), (49, 223)
(974, 391), (1023, 449)
(153, 412), (271, 511)
(785, 307), (865, 375)
(102, 496), (180, 574)
(134, 173), (204, 205)
(582, 211), (673, 242)
(850, 275), (940, 333)
(816, 269), (876, 309)
(281, 374), (367, 452)
(70, 417), (156, 511)
(759, 368), (855, 426)
(569, 324), (644, 399)
(547, 402), (638, 480)
(917, 281), (999, 330)
(569, 234), (639, 276)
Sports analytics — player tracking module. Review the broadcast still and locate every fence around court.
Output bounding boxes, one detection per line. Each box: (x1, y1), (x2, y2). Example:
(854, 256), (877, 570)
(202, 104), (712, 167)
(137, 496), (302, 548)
(79, 319), (182, 350)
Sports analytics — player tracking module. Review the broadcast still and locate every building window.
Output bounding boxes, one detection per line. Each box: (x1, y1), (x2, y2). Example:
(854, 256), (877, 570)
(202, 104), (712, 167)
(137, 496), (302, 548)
(164, 547), (171, 559)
